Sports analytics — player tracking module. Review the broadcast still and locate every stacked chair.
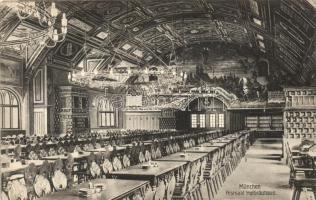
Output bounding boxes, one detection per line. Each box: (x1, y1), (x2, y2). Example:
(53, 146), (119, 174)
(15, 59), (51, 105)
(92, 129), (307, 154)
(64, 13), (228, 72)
(285, 142), (316, 200)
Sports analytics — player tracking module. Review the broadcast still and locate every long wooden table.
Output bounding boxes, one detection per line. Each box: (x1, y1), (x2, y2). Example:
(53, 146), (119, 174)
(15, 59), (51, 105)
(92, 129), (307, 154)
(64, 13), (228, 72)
(184, 146), (219, 154)
(108, 160), (186, 184)
(199, 142), (228, 148)
(41, 152), (91, 161)
(38, 179), (149, 200)
(86, 146), (126, 153)
(2, 160), (51, 176)
(155, 152), (208, 163)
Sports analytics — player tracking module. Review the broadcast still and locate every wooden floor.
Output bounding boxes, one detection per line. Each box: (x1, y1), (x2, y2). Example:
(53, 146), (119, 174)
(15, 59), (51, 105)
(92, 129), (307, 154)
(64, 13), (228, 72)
(214, 138), (292, 200)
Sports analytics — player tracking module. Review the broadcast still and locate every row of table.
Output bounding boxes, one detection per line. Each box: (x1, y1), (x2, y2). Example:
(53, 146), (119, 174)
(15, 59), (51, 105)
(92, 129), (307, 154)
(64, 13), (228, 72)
(35, 131), (248, 200)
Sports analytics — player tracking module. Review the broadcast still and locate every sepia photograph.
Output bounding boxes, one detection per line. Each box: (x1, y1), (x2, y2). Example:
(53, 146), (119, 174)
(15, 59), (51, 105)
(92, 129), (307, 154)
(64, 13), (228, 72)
(0, 0), (316, 199)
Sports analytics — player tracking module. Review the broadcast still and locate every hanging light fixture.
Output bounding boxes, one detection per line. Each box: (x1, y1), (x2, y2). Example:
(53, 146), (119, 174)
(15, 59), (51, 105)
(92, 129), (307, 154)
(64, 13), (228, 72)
(144, 67), (149, 74)
(172, 68), (177, 76)
(1, 1), (68, 48)
(67, 72), (72, 81)
(109, 67), (114, 75)
(127, 67), (132, 74)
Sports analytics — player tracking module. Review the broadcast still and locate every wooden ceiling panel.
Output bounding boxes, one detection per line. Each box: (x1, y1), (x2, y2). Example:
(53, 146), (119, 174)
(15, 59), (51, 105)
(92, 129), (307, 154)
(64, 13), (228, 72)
(139, 0), (205, 16)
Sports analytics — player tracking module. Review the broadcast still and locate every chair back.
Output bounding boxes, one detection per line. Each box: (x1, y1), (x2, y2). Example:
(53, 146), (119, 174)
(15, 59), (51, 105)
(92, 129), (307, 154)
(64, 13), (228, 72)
(112, 156), (123, 171)
(52, 170), (67, 191)
(154, 181), (166, 200)
(143, 185), (155, 200)
(166, 175), (176, 200)
(1, 192), (9, 200)
(7, 180), (28, 200)
(145, 150), (151, 162)
(123, 154), (131, 168)
(102, 159), (113, 174)
(139, 152), (145, 163)
(34, 175), (52, 197)
(90, 161), (101, 178)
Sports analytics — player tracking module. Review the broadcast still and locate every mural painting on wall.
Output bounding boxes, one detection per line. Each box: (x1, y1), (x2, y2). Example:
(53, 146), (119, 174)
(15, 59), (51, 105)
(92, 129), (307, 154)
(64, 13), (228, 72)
(0, 58), (22, 86)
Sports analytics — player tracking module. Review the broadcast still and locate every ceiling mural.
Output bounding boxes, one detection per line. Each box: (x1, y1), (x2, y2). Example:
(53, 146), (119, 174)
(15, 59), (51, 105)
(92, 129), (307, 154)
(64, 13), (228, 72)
(68, 18), (94, 32)
(168, 19), (221, 42)
(139, 0), (205, 16)
(111, 10), (149, 29)
(1, 0), (316, 86)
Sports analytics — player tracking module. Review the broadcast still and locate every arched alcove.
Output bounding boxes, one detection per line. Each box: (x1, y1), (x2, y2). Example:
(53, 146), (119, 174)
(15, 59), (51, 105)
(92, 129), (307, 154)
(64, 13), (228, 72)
(257, 58), (269, 77)
(0, 88), (21, 129)
(185, 97), (227, 129)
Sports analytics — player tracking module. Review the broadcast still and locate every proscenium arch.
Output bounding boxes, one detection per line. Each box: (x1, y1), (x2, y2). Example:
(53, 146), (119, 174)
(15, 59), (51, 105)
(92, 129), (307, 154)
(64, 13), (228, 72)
(182, 95), (229, 111)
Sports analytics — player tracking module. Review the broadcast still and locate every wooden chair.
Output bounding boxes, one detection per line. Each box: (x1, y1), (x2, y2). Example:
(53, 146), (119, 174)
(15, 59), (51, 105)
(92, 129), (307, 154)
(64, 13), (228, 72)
(27, 146), (39, 160)
(168, 144), (174, 154)
(165, 145), (170, 155)
(112, 156), (123, 171)
(89, 161), (101, 179)
(52, 170), (67, 191)
(1, 192), (9, 200)
(199, 158), (207, 183)
(143, 184), (155, 200)
(291, 178), (316, 200)
(74, 145), (82, 152)
(123, 154), (131, 168)
(145, 150), (151, 162)
(198, 179), (212, 200)
(52, 159), (67, 191)
(48, 147), (57, 156)
(24, 162), (37, 199)
(7, 179), (28, 200)
(57, 144), (66, 155)
(154, 180), (166, 200)
(155, 147), (162, 159)
(102, 158), (114, 174)
(166, 175), (176, 200)
(131, 190), (143, 200)
(94, 142), (102, 149)
(151, 146), (157, 160)
(139, 152), (145, 163)
(14, 145), (22, 160)
(173, 164), (191, 197)
(34, 174), (51, 198)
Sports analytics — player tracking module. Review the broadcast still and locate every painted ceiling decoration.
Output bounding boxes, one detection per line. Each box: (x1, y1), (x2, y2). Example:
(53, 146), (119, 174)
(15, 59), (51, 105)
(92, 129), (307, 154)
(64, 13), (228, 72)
(0, 0), (316, 86)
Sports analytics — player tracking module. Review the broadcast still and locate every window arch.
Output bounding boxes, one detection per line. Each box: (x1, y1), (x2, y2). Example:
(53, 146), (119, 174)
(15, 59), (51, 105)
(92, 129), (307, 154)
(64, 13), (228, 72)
(97, 97), (115, 127)
(0, 89), (20, 129)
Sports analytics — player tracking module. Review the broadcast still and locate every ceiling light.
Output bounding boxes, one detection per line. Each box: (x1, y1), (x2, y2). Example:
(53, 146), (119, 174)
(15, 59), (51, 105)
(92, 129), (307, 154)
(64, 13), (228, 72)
(144, 68), (149, 74)
(1, 1), (68, 48)
(96, 32), (109, 40)
(253, 18), (262, 26)
(190, 29), (199, 34)
(256, 34), (264, 40)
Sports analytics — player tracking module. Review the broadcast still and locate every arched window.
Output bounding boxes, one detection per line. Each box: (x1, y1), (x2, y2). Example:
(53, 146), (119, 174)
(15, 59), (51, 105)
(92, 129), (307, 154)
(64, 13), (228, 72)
(0, 89), (20, 129)
(98, 97), (115, 127)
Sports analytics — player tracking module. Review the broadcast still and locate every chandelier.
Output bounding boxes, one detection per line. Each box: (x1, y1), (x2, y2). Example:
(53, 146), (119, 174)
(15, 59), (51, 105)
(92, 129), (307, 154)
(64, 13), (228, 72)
(68, 70), (125, 88)
(1, 1), (67, 48)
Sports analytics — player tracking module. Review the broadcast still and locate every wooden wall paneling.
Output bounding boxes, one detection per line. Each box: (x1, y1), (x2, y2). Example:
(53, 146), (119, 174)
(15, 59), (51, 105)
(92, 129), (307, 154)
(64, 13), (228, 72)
(33, 108), (47, 136)
(124, 112), (160, 130)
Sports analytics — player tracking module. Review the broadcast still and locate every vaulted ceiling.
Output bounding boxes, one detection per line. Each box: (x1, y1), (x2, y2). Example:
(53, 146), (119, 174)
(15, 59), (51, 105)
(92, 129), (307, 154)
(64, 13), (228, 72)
(1, 0), (316, 85)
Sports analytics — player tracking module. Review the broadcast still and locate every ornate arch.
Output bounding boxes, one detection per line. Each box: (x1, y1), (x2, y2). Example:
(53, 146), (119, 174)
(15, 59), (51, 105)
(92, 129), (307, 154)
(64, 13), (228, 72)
(152, 87), (238, 111)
